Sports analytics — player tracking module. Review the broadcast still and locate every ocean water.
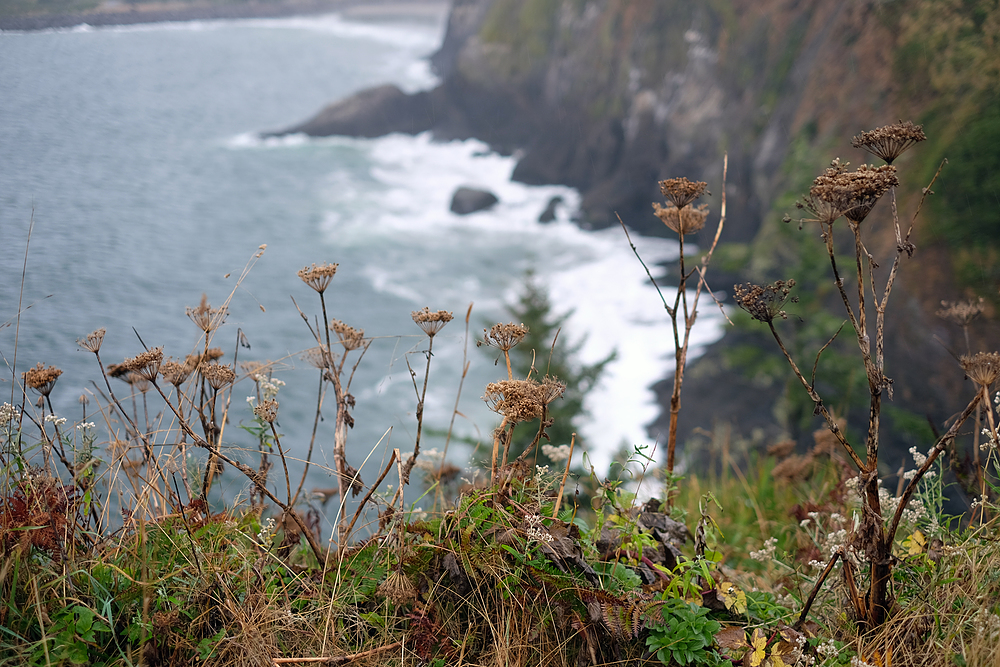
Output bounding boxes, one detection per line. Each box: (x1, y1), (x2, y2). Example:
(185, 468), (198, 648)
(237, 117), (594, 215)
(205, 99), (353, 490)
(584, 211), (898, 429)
(0, 9), (723, 513)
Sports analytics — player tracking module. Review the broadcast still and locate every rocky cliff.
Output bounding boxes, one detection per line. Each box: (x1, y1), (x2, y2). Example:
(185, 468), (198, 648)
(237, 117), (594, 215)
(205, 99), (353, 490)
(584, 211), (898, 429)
(284, 0), (1000, 475)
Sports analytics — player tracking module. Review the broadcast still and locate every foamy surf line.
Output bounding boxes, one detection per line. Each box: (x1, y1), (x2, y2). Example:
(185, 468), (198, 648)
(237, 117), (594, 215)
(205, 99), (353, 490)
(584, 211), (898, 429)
(314, 132), (726, 473)
(7, 10), (444, 47)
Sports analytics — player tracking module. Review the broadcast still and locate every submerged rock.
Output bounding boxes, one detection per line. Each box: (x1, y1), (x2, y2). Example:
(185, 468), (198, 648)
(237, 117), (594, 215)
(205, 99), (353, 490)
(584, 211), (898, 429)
(450, 186), (498, 215)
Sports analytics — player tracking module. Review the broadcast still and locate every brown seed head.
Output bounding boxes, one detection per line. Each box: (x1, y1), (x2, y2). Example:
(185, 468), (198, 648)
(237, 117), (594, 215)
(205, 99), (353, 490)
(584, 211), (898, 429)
(960, 352), (1000, 388)
(186, 294), (227, 333)
(77, 328), (106, 354)
(298, 262), (338, 294)
(733, 280), (797, 323)
(483, 379), (544, 423)
(160, 358), (193, 387)
(411, 307), (454, 338)
(200, 363), (236, 390)
(253, 398), (279, 423)
(378, 570), (417, 605)
(22, 363), (62, 397)
(329, 319), (366, 350)
(653, 202), (709, 235)
(121, 347), (163, 382)
(301, 346), (332, 370)
(812, 164), (898, 224)
(937, 298), (985, 327)
(105, 363), (130, 381)
(187, 348), (224, 371)
(851, 121), (926, 164)
(481, 322), (529, 352)
(540, 375), (567, 406)
(240, 360), (276, 381)
(130, 374), (150, 394)
(659, 177), (708, 209)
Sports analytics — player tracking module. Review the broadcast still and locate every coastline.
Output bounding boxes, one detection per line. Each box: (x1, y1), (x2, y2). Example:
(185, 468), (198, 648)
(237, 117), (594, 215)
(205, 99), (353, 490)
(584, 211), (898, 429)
(0, 0), (448, 31)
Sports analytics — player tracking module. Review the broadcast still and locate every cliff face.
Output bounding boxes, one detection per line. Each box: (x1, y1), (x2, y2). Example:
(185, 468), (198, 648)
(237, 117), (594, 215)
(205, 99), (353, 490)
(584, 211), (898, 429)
(287, 0), (1000, 470)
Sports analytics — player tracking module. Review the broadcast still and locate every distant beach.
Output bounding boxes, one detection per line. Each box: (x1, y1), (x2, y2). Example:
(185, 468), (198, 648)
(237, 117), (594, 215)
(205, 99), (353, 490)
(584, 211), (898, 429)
(0, 0), (448, 31)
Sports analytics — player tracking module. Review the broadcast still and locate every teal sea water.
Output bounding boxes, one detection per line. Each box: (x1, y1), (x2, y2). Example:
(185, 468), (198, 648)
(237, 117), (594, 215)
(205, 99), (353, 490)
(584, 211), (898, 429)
(0, 10), (721, 513)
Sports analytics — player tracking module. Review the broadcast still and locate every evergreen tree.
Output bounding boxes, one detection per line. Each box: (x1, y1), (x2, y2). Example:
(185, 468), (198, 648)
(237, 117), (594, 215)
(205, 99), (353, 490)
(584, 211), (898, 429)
(497, 274), (616, 462)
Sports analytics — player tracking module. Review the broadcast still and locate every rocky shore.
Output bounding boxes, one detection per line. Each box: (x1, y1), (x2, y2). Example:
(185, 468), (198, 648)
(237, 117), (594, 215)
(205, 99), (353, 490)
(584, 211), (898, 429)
(0, 0), (445, 31)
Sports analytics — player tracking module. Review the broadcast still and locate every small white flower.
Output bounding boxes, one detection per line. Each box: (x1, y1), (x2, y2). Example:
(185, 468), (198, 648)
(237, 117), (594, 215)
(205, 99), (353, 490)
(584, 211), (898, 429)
(76, 422), (96, 431)
(749, 536), (778, 561)
(909, 446), (927, 468)
(44, 414), (67, 427)
(246, 396), (256, 404)
(541, 443), (571, 462)
(0, 403), (21, 424)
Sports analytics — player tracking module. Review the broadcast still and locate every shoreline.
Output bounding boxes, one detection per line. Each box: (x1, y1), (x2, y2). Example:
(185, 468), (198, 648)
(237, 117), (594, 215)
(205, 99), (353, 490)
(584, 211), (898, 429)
(0, 0), (449, 31)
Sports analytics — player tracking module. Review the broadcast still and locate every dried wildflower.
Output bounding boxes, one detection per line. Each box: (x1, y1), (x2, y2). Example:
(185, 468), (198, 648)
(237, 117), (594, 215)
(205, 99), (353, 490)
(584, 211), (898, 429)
(77, 328), (106, 354)
(483, 379), (544, 423)
(160, 358), (193, 387)
(130, 374), (150, 394)
(659, 177), (708, 209)
(653, 202), (709, 235)
(187, 348), (224, 370)
(186, 294), (227, 333)
(253, 398), (279, 423)
(22, 363), (62, 397)
(298, 262), (338, 294)
(329, 319), (366, 350)
(120, 347), (163, 382)
(411, 307), (454, 338)
(378, 570), (417, 605)
(960, 352), (1000, 388)
(540, 375), (566, 405)
(851, 121), (926, 164)
(733, 280), (797, 323)
(201, 363), (236, 390)
(812, 164), (898, 224)
(480, 322), (529, 352)
(937, 297), (985, 327)
(301, 345), (332, 370)
(105, 362), (130, 381)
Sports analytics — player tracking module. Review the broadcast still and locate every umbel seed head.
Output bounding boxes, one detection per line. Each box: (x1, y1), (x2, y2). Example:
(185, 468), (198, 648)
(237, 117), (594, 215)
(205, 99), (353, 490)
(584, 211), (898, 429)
(201, 363), (236, 390)
(659, 177), (708, 209)
(330, 319), (366, 350)
(653, 202), (709, 235)
(480, 322), (528, 352)
(961, 352), (1000, 389)
(77, 328), (106, 354)
(811, 163), (898, 224)
(412, 307), (454, 338)
(851, 120), (926, 165)
(22, 363), (62, 397)
(186, 294), (227, 333)
(121, 347), (163, 382)
(483, 379), (545, 423)
(298, 262), (338, 294)
(253, 398), (279, 423)
(160, 358), (193, 387)
(937, 298), (986, 327)
(733, 280), (797, 323)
